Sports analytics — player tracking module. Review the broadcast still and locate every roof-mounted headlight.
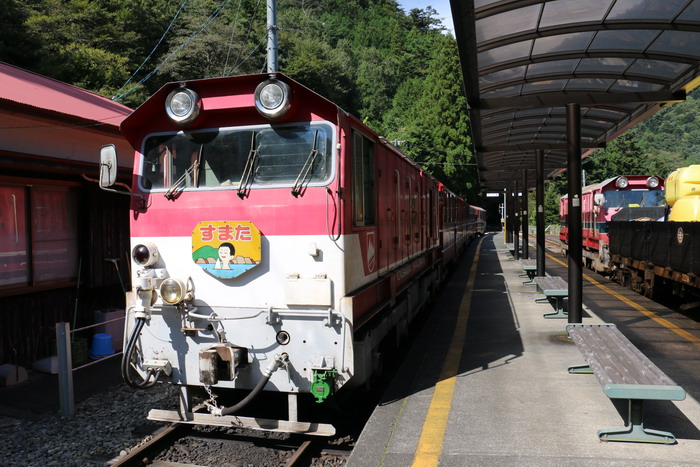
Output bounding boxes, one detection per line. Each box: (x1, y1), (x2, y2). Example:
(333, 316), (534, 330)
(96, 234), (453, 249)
(132, 242), (159, 268)
(160, 278), (187, 305)
(647, 176), (660, 188)
(254, 79), (292, 119)
(615, 177), (629, 189)
(166, 87), (201, 125)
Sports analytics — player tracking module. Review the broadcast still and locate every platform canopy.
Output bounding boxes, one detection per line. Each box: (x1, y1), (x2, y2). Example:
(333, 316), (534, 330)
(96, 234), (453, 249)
(450, 0), (700, 191)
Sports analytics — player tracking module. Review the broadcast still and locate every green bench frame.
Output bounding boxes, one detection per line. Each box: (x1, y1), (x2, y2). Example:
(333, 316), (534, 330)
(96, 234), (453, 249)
(567, 323), (686, 444)
(519, 259), (537, 284)
(534, 276), (568, 319)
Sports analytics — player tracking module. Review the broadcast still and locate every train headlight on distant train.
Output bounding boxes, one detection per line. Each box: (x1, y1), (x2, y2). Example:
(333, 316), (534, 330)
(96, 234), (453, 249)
(165, 87), (201, 125)
(160, 278), (187, 305)
(616, 177), (629, 189)
(647, 176), (660, 188)
(132, 242), (159, 268)
(254, 79), (292, 119)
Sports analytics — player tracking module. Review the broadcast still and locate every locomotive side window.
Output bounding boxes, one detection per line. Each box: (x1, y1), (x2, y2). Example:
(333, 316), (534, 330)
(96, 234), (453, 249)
(140, 124), (333, 191)
(352, 131), (376, 226)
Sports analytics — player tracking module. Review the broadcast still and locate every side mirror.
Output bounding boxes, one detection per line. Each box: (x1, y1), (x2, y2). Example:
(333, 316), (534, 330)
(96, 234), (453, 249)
(594, 193), (604, 206)
(100, 144), (118, 188)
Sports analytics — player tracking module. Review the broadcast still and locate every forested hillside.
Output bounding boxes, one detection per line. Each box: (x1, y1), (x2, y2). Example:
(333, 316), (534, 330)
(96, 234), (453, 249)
(4, 0), (697, 218)
(0, 0), (479, 202)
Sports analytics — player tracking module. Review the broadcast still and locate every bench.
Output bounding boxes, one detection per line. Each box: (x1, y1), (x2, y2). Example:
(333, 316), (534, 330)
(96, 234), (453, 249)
(519, 259), (537, 284)
(534, 276), (568, 319)
(567, 323), (686, 444)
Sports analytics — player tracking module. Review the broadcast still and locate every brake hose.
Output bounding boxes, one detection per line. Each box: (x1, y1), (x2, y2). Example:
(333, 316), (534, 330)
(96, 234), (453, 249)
(217, 353), (288, 416)
(121, 317), (160, 389)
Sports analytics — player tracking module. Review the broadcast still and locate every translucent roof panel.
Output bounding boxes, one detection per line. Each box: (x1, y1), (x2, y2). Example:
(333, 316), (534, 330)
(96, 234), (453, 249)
(607, 0), (689, 20)
(527, 60), (580, 78)
(649, 31), (700, 57)
(576, 57), (633, 74)
(609, 80), (664, 92)
(522, 80), (568, 94)
(589, 30), (659, 51)
(678, 2), (700, 21)
(532, 32), (595, 56)
(481, 85), (523, 98)
(564, 78), (616, 92)
(480, 66), (527, 89)
(627, 60), (691, 80)
(478, 40), (533, 69)
(540, 0), (612, 28)
(476, 5), (541, 43)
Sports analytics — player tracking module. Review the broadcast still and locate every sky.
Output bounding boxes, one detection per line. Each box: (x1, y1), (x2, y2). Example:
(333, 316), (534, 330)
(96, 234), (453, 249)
(398, 1), (454, 33)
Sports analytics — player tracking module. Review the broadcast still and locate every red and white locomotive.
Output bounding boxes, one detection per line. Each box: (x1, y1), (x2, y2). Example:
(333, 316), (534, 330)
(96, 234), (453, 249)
(99, 73), (484, 435)
(560, 175), (664, 273)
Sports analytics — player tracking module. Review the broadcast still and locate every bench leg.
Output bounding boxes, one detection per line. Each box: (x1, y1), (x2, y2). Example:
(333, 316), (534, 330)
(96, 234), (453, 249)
(522, 271), (537, 284)
(543, 297), (568, 319)
(598, 400), (676, 444)
(567, 364), (592, 374)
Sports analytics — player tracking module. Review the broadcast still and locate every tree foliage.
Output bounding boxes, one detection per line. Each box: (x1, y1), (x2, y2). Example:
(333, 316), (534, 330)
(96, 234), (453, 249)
(2, 0), (481, 202)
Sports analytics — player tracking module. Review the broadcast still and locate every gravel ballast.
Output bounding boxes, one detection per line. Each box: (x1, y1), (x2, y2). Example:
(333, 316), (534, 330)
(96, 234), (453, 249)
(0, 381), (178, 466)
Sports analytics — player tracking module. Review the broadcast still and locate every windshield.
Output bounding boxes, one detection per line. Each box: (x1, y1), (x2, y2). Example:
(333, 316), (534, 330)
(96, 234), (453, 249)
(140, 123), (334, 191)
(603, 189), (665, 208)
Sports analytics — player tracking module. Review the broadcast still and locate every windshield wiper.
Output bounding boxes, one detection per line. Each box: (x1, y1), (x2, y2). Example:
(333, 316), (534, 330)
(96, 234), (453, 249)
(237, 132), (258, 199)
(165, 145), (203, 200)
(291, 130), (320, 198)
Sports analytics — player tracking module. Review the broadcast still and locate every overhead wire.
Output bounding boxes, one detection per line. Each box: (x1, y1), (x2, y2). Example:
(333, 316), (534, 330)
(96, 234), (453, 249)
(222, 0), (244, 76)
(112, 0), (192, 100)
(227, 0), (265, 75)
(113, 0), (231, 102)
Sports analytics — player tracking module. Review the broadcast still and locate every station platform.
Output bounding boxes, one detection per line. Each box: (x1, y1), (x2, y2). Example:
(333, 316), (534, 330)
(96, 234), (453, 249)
(347, 232), (700, 466)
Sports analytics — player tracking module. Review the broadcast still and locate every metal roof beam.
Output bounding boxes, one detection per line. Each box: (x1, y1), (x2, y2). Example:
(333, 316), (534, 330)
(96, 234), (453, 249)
(478, 90), (685, 110)
(477, 22), (700, 53)
(478, 141), (604, 151)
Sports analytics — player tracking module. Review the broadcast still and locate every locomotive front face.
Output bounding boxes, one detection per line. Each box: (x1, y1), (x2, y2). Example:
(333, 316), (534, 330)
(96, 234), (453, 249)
(120, 75), (352, 405)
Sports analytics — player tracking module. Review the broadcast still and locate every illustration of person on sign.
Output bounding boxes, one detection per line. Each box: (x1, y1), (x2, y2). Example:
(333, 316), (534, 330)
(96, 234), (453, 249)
(214, 242), (235, 270)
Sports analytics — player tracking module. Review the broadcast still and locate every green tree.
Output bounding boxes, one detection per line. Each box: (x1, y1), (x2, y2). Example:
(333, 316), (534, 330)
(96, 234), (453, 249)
(384, 35), (479, 202)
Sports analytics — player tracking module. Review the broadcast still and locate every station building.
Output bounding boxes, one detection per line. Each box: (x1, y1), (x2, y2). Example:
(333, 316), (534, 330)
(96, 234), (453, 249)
(0, 62), (133, 369)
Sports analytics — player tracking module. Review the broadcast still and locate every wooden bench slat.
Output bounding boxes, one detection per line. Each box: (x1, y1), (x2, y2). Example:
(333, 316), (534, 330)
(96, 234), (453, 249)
(534, 276), (567, 295)
(567, 324), (683, 399)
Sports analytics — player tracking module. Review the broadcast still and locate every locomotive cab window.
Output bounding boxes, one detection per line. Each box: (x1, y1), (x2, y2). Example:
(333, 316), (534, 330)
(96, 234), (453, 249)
(604, 189), (665, 208)
(352, 131), (376, 226)
(140, 123), (333, 191)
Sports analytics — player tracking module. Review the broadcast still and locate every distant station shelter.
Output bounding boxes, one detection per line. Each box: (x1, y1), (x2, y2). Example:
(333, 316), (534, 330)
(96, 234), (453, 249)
(0, 62), (133, 369)
(450, 0), (700, 321)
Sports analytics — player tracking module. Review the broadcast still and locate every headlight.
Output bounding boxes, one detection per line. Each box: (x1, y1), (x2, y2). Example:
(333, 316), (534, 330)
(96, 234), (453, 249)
(647, 176), (660, 188)
(160, 278), (186, 305)
(254, 79), (292, 119)
(615, 177), (629, 189)
(132, 242), (159, 268)
(165, 87), (201, 125)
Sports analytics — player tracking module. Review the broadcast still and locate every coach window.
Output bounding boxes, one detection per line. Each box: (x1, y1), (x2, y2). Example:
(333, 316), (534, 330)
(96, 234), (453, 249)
(0, 179), (79, 293)
(352, 131), (376, 226)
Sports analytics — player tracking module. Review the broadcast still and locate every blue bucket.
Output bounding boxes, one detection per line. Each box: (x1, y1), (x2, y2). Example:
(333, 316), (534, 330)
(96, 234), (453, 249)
(89, 333), (115, 360)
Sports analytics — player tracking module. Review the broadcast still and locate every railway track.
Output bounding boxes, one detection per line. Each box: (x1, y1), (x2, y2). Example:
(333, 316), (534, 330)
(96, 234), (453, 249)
(109, 422), (352, 466)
